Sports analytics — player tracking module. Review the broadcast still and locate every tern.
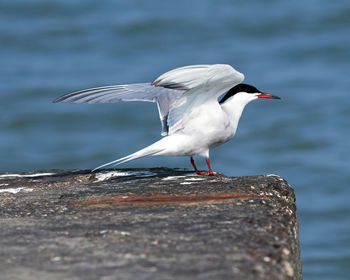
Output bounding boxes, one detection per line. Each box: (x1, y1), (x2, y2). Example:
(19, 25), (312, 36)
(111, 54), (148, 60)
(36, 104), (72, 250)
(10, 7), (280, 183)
(54, 64), (280, 175)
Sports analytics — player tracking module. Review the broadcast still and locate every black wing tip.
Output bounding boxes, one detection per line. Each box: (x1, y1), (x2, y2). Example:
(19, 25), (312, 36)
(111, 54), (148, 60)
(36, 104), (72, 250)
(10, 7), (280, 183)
(52, 96), (68, 103)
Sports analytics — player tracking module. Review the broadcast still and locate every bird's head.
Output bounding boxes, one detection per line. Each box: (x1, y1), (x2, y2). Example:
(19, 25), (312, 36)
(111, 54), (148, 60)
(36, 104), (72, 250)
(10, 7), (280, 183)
(219, 83), (281, 105)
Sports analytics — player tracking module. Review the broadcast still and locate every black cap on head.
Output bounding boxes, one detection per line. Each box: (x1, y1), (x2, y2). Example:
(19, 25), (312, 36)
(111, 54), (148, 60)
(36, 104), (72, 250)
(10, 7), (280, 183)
(219, 83), (261, 104)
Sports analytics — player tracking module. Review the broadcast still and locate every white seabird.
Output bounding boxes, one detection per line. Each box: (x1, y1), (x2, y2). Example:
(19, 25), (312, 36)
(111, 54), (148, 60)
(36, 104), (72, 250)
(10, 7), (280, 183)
(54, 64), (280, 175)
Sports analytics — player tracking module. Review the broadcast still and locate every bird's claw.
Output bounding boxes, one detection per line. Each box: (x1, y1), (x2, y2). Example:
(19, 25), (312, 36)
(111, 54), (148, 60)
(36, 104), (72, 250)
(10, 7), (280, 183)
(195, 171), (209, 175)
(208, 172), (222, 176)
(195, 171), (222, 176)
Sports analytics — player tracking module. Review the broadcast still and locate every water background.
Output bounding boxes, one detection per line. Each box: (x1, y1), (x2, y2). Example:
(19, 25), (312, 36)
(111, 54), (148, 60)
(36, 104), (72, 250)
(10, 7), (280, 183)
(1, 0), (349, 278)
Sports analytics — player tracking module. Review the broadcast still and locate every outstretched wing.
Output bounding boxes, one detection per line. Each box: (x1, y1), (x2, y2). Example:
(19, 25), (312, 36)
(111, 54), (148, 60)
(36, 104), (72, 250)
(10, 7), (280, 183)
(152, 64), (245, 134)
(53, 83), (185, 136)
(54, 83), (166, 104)
(54, 64), (244, 136)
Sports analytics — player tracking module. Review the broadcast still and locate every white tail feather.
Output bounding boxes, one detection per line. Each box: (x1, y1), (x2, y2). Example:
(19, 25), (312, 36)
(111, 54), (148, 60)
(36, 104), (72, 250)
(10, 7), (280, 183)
(92, 146), (163, 172)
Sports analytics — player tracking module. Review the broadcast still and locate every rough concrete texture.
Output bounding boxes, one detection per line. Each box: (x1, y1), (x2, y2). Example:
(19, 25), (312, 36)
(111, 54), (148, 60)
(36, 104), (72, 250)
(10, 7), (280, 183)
(0, 168), (301, 280)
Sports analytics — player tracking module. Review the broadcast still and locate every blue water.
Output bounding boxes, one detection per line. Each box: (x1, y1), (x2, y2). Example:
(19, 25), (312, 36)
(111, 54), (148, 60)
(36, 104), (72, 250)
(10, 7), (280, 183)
(1, 0), (349, 278)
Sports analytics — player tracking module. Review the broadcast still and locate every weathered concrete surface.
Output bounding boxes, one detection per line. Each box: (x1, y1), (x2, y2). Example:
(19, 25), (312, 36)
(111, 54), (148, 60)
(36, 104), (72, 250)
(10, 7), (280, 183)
(0, 168), (301, 280)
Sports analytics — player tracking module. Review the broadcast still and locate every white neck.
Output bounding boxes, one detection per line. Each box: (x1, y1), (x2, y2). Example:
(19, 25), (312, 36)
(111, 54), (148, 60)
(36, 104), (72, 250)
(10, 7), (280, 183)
(220, 92), (257, 133)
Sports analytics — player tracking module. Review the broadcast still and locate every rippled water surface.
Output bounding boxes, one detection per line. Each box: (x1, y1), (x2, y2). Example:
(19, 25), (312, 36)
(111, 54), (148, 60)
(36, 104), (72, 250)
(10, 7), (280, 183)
(1, 1), (349, 278)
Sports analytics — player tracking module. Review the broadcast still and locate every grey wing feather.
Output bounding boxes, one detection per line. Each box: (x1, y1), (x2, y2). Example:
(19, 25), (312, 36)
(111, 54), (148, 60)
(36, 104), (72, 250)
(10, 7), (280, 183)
(54, 83), (163, 104)
(54, 83), (185, 136)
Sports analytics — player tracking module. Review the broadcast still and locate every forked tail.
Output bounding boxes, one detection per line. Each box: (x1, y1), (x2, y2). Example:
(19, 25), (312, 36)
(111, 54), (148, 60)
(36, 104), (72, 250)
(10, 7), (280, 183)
(92, 144), (164, 172)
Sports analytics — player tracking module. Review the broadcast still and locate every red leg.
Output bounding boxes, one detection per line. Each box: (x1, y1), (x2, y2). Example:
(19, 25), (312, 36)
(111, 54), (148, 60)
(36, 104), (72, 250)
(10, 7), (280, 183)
(205, 157), (221, 176)
(190, 156), (208, 175)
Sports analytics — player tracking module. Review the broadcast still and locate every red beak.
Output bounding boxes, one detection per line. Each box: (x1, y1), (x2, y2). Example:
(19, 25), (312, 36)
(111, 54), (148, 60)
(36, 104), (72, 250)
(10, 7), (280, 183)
(257, 93), (281, 99)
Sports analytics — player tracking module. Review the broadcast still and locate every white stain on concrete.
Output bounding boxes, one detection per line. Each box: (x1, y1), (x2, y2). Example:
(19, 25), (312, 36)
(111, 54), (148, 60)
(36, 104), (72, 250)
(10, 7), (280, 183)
(266, 174), (284, 181)
(95, 171), (156, 182)
(0, 173), (55, 179)
(184, 177), (205, 181)
(162, 176), (187, 181)
(0, 187), (26, 194)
